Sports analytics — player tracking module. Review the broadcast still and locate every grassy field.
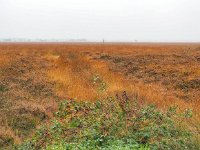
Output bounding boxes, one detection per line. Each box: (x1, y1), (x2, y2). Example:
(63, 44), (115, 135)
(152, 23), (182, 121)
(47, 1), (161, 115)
(0, 43), (199, 149)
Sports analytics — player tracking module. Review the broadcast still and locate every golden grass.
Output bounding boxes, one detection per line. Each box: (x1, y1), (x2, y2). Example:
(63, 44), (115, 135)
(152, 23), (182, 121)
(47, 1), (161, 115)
(47, 53), (98, 100)
(45, 44), (200, 128)
(47, 48), (197, 106)
(0, 43), (199, 144)
(0, 126), (21, 144)
(0, 54), (12, 67)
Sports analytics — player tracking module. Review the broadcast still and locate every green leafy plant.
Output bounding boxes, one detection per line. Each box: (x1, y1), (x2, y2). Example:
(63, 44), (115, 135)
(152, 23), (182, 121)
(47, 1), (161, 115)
(92, 74), (108, 93)
(16, 92), (198, 150)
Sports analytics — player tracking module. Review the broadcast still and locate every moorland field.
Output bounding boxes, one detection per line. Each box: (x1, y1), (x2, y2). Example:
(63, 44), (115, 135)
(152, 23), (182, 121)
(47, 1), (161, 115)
(0, 43), (199, 149)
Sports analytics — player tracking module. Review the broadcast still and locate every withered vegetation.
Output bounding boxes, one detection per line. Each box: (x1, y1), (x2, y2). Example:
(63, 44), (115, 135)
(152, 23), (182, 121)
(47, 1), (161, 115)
(0, 43), (199, 149)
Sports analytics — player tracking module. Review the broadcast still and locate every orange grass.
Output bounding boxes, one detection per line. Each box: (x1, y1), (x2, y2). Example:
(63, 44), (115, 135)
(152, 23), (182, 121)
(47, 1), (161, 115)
(0, 43), (199, 144)
(44, 43), (200, 128)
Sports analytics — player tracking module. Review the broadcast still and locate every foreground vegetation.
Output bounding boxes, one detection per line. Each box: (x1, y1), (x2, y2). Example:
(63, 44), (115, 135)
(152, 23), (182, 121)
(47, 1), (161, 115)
(0, 43), (199, 149)
(16, 92), (199, 150)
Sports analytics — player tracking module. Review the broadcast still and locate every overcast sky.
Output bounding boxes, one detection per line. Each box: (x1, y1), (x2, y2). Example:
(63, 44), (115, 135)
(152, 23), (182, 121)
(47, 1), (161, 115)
(0, 0), (200, 42)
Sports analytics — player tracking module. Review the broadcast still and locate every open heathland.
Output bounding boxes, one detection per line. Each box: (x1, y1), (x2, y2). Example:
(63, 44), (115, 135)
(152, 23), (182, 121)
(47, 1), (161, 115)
(0, 43), (199, 149)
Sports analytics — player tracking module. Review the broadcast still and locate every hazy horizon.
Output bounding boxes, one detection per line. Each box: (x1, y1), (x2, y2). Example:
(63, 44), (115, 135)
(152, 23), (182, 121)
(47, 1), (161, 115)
(1, 0), (200, 42)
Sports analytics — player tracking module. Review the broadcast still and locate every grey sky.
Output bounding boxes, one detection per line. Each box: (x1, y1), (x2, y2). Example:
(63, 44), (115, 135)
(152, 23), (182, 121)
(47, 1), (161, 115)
(0, 0), (200, 42)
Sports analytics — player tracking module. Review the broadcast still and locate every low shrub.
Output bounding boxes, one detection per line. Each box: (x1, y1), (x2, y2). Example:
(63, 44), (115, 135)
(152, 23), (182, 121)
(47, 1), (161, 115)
(0, 135), (14, 148)
(0, 84), (7, 92)
(16, 92), (198, 150)
(8, 115), (36, 137)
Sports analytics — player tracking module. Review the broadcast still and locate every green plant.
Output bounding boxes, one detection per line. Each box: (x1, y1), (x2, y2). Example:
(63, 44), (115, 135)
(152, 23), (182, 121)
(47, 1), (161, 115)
(92, 74), (108, 93)
(16, 92), (198, 150)
(0, 84), (7, 92)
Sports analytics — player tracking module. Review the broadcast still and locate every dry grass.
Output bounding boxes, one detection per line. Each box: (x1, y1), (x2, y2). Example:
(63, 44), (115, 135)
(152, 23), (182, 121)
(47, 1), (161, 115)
(45, 43), (200, 128)
(0, 43), (199, 146)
